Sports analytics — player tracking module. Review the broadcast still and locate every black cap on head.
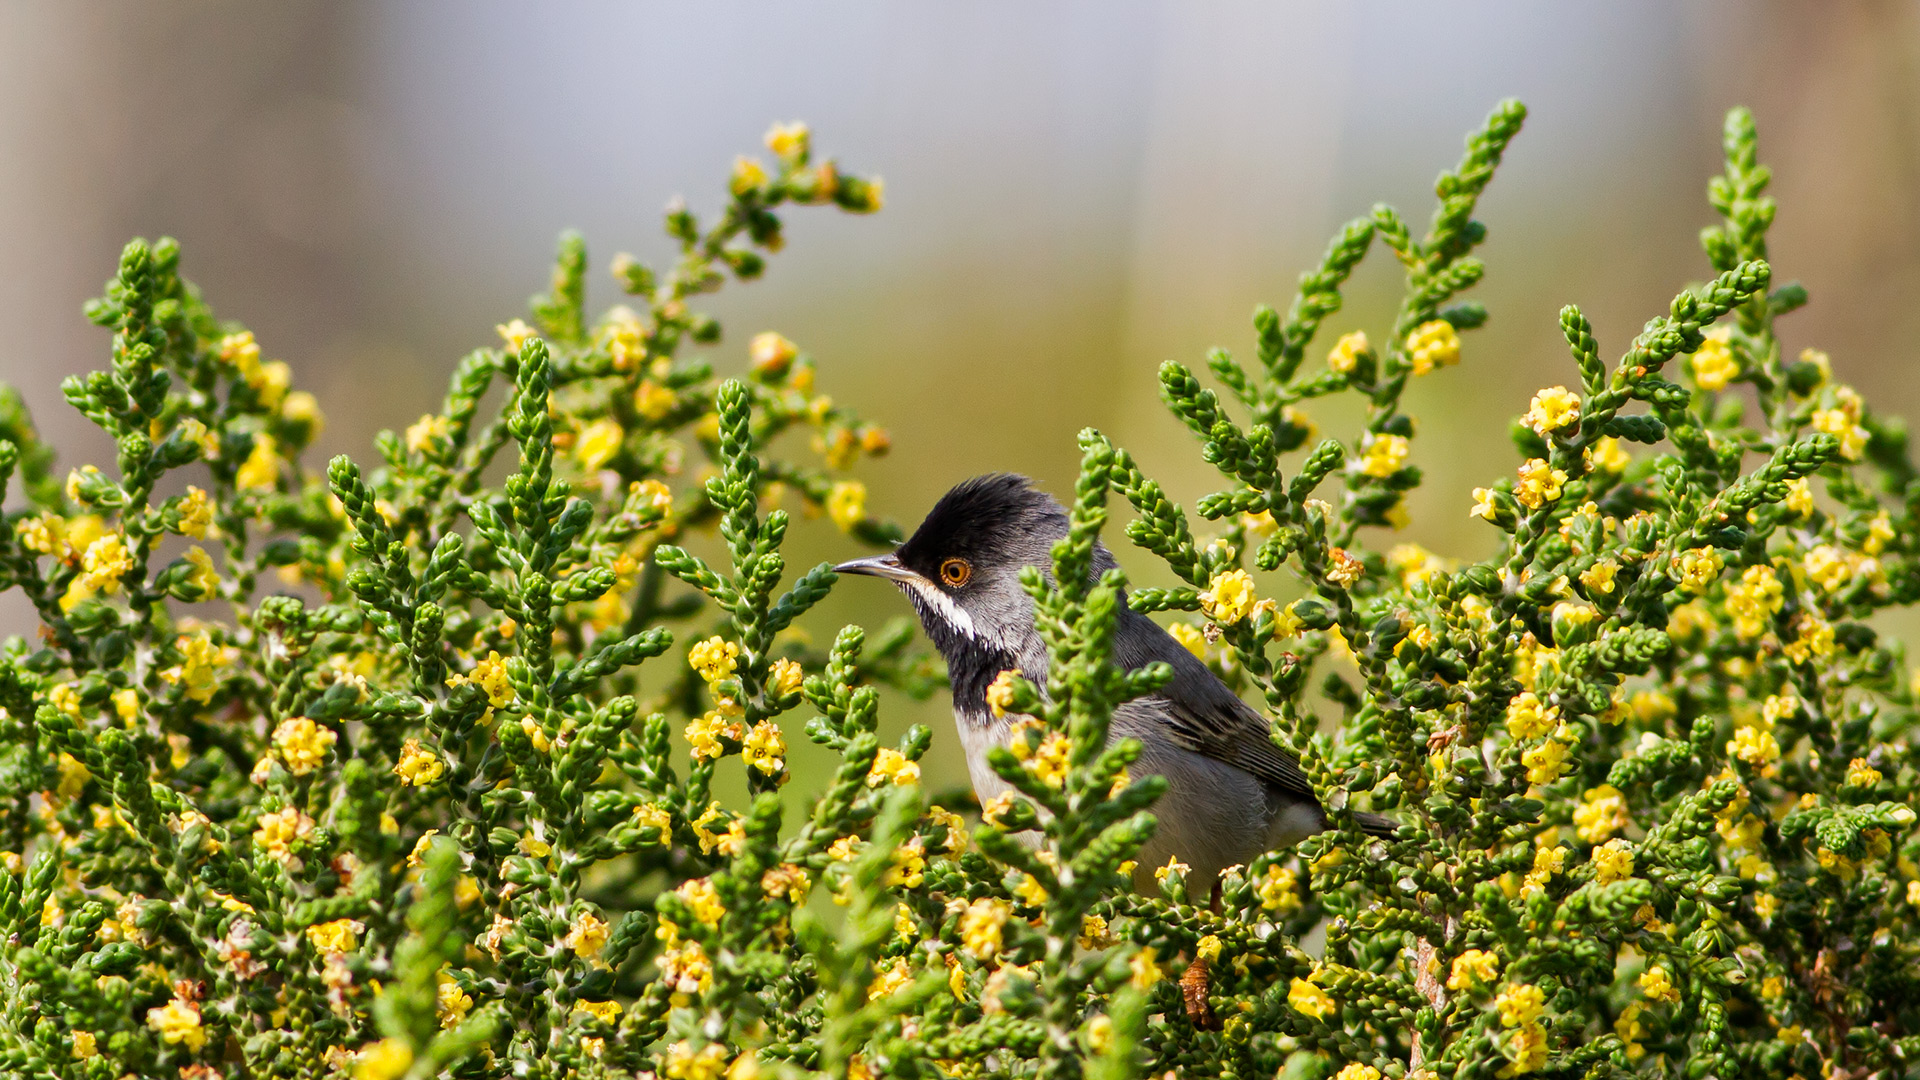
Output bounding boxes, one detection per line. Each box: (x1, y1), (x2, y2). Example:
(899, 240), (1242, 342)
(893, 474), (1066, 579)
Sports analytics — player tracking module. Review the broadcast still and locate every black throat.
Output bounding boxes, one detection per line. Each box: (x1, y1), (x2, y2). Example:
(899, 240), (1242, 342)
(902, 589), (1024, 720)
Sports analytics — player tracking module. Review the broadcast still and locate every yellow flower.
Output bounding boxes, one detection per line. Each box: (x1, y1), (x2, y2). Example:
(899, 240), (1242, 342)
(1168, 622), (1208, 659)
(867, 746), (921, 787)
(180, 545), (221, 598)
(635, 380), (678, 421)
(827, 481), (867, 532)
(768, 657), (805, 696)
(1501, 1022), (1550, 1076)
(760, 863), (811, 904)
(52, 752), (91, 802)
(1674, 547), (1723, 593)
(1358, 432), (1410, 477)
(750, 331), (799, 377)
(766, 120), (810, 159)
(1406, 319), (1461, 375)
(688, 637), (741, 683)
(146, 996), (206, 1051)
(677, 877), (726, 925)
(1812, 407), (1868, 460)
(984, 668), (1023, 717)
(1494, 982), (1545, 1027)
(270, 717), (335, 777)
(1725, 563), (1784, 638)
(731, 155), (769, 196)
(65, 532), (136, 613)
(1524, 386), (1581, 436)
(1728, 726), (1781, 768)
(1470, 487), (1500, 521)
(1513, 459), (1567, 510)
(253, 806), (315, 864)
(1783, 477), (1814, 518)
(496, 318), (536, 356)
(1078, 913), (1113, 949)
(71, 1030), (97, 1060)
(1638, 964), (1680, 1003)
(1845, 757), (1882, 787)
(1522, 738), (1571, 785)
(1327, 331), (1369, 374)
(1154, 856), (1190, 885)
(1803, 544), (1850, 594)
(1029, 730), (1071, 788)
(1128, 947), (1162, 990)
(1504, 692), (1557, 740)
(1578, 559), (1619, 595)
(1200, 568), (1258, 623)
(564, 910), (611, 958)
(306, 918), (364, 954)
(236, 432), (279, 490)
(1588, 436), (1631, 473)
(867, 957), (913, 1001)
(1258, 864), (1301, 914)
(1864, 509), (1895, 555)
(437, 977), (473, 1028)
(446, 650), (514, 708)
(574, 418), (624, 471)
(1688, 326), (1738, 390)
(1326, 547), (1364, 586)
(176, 486), (215, 538)
(574, 998), (624, 1025)
(1573, 785), (1630, 843)
(394, 739), (445, 786)
(406, 413), (452, 454)
(960, 896), (1010, 960)
(685, 710), (741, 761)
(1013, 873), (1048, 906)
(1288, 976), (1335, 1019)
(1447, 949), (1501, 990)
(743, 720), (786, 777)
(1336, 1065), (1382, 1080)
(885, 837), (927, 890)
(1592, 838), (1635, 884)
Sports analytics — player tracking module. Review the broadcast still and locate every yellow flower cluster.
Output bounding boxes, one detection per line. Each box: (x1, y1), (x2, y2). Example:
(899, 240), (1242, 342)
(1638, 965), (1680, 1003)
(1522, 738), (1571, 785)
(271, 717), (336, 776)
(1447, 948), (1501, 990)
(253, 807), (315, 864)
(1200, 568), (1258, 624)
(1688, 326), (1738, 390)
(768, 657), (805, 696)
(867, 746), (920, 787)
(827, 481), (866, 531)
(985, 668), (1022, 717)
(689, 637), (741, 683)
(1812, 405), (1868, 460)
(743, 719), (786, 777)
(1674, 547), (1723, 593)
(1523, 386), (1581, 436)
(1504, 692), (1558, 740)
(1406, 319), (1461, 375)
(761, 863), (812, 903)
(1327, 330), (1369, 374)
(146, 995), (206, 1051)
(1257, 864), (1301, 914)
(1587, 436), (1632, 473)
(959, 896), (1010, 960)
(446, 650), (515, 708)
(60, 532), (136, 611)
(1168, 622), (1208, 659)
(564, 910), (611, 959)
(1592, 838), (1635, 884)
(1358, 432), (1410, 477)
(685, 709), (745, 761)
(1572, 784), (1630, 843)
(1325, 547), (1365, 586)
(1724, 564), (1784, 639)
(306, 918), (364, 954)
(1288, 975), (1335, 1019)
(1513, 459), (1567, 510)
(574, 417), (625, 471)
(394, 738), (445, 786)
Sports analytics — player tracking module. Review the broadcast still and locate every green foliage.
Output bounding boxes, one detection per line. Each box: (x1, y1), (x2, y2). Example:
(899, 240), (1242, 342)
(1, 102), (1916, 1080)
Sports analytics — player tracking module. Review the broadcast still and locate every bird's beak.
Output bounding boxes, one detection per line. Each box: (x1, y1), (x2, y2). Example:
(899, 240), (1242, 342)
(833, 553), (921, 584)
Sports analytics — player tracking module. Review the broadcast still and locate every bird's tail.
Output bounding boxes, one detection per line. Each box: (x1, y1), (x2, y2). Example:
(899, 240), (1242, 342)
(1350, 811), (1398, 838)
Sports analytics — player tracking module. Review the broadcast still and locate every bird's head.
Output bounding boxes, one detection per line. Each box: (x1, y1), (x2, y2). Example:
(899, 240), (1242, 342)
(834, 474), (1069, 657)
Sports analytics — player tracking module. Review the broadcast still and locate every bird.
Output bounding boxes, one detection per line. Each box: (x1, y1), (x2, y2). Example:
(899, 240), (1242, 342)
(834, 473), (1393, 898)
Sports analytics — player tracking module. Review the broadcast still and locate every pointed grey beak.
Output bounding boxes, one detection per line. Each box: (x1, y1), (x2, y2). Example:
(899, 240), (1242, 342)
(833, 553), (921, 583)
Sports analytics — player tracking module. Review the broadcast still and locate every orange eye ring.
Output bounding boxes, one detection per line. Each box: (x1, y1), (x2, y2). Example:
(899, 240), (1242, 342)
(939, 558), (972, 588)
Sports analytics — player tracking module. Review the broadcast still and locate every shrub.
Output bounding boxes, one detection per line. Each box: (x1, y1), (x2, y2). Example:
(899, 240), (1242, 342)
(0, 101), (1915, 1080)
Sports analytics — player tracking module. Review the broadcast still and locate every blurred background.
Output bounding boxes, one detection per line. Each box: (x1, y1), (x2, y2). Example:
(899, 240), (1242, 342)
(4, 1), (1918, 791)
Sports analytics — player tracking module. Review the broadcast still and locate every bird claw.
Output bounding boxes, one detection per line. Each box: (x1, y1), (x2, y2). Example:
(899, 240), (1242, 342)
(1180, 957), (1218, 1029)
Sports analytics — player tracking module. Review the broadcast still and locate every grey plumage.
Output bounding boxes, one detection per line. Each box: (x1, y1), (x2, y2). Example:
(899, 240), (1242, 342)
(835, 474), (1390, 895)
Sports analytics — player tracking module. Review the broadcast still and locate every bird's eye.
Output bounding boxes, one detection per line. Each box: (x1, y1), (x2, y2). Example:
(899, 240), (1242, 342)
(939, 558), (972, 588)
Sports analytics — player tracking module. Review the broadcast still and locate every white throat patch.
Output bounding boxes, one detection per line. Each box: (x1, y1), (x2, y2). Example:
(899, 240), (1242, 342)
(900, 577), (977, 641)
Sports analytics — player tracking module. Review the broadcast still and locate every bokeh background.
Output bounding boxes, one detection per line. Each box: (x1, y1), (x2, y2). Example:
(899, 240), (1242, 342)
(4, 1), (1919, 792)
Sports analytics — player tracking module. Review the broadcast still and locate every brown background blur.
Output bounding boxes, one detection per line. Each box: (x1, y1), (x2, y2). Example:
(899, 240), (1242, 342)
(4, 2), (1918, 791)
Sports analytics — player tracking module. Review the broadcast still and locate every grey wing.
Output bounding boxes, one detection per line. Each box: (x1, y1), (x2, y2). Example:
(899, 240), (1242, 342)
(1110, 608), (1318, 800)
